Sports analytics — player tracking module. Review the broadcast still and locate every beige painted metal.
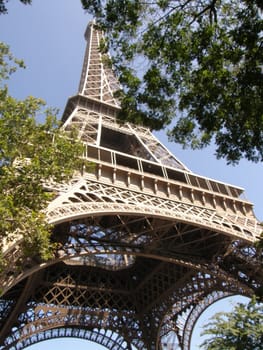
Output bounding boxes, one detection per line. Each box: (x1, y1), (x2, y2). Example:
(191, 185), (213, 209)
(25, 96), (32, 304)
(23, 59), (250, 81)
(0, 21), (262, 350)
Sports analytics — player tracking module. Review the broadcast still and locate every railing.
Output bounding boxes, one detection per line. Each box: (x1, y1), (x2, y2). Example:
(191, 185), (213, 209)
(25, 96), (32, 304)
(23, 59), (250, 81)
(84, 144), (244, 199)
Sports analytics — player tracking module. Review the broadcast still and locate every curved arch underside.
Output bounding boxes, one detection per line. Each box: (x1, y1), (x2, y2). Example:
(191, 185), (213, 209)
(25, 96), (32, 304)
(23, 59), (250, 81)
(0, 210), (261, 350)
(1, 19), (262, 350)
(1, 181), (261, 350)
(2, 208), (260, 293)
(5, 327), (131, 350)
(0, 283), (251, 350)
(47, 201), (256, 241)
(0, 291), (241, 350)
(46, 177), (260, 243)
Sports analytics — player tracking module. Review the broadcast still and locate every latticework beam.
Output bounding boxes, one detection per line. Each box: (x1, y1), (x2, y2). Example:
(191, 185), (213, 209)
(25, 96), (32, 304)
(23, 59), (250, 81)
(0, 21), (261, 350)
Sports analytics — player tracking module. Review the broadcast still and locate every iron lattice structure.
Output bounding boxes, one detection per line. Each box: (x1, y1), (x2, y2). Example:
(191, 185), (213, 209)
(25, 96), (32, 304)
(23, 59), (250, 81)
(0, 22), (262, 350)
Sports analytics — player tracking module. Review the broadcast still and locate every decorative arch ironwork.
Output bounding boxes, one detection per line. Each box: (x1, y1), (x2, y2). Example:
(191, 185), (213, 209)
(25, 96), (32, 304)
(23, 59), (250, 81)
(2, 326), (132, 350)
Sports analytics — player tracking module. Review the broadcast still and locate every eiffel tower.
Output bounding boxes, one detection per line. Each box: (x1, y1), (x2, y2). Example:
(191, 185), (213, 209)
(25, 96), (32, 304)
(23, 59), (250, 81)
(0, 22), (262, 350)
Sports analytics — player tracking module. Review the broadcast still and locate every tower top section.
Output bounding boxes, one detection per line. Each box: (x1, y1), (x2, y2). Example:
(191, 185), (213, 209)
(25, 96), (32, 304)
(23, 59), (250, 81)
(62, 21), (250, 197)
(78, 21), (120, 107)
(62, 21), (191, 171)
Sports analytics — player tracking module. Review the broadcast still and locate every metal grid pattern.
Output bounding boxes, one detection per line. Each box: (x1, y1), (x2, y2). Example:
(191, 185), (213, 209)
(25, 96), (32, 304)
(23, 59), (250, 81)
(78, 22), (120, 107)
(62, 106), (189, 170)
(46, 177), (260, 241)
(0, 21), (261, 350)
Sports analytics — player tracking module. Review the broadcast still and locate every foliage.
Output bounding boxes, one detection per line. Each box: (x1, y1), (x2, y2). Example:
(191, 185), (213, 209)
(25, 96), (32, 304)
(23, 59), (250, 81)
(200, 298), (263, 350)
(0, 43), (84, 266)
(81, 0), (263, 163)
(0, 42), (25, 80)
(0, 0), (31, 14)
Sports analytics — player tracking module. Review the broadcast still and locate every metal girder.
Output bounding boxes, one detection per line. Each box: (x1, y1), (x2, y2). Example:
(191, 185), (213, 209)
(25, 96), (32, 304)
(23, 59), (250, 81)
(0, 21), (261, 350)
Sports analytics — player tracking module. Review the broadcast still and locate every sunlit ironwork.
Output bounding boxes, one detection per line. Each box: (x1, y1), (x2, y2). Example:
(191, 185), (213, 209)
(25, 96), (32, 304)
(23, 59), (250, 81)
(0, 22), (261, 350)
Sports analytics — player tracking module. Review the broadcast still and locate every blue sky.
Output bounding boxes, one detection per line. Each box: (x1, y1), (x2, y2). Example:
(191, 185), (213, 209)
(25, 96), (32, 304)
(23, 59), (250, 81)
(0, 1), (261, 349)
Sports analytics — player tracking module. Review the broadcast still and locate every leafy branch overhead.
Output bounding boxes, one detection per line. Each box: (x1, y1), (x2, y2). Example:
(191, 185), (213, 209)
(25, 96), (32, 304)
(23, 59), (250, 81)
(0, 0), (31, 14)
(81, 0), (263, 163)
(0, 43), (84, 266)
(201, 298), (263, 349)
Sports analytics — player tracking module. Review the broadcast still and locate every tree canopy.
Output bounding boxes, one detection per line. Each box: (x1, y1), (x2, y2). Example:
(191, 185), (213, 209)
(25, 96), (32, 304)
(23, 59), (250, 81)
(0, 42), (84, 268)
(201, 298), (263, 350)
(0, 0), (31, 14)
(81, 0), (263, 164)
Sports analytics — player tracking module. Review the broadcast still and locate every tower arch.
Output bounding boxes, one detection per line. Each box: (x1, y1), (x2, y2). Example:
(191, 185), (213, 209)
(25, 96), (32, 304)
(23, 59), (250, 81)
(0, 21), (261, 350)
